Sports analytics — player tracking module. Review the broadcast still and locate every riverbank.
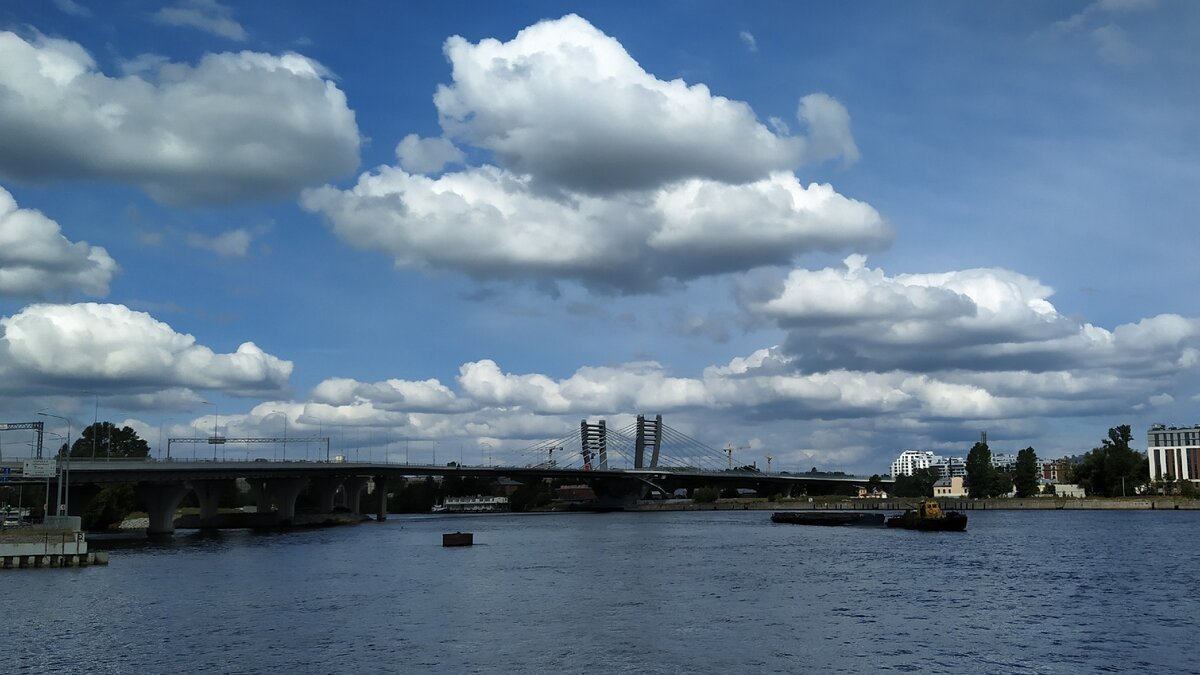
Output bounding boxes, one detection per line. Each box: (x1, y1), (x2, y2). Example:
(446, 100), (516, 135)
(629, 497), (1200, 511)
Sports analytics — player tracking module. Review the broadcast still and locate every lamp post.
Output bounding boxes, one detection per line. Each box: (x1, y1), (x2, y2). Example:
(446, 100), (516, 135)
(159, 418), (174, 460)
(37, 412), (70, 515)
(201, 401), (218, 460)
(270, 411), (287, 461)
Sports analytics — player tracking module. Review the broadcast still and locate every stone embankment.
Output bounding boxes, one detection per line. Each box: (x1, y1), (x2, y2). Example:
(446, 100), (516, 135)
(631, 497), (1200, 511)
(1, 517), (110, 569)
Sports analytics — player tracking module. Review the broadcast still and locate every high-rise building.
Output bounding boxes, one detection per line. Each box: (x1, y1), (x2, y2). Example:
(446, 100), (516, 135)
(1148, 423), (1200, 483)
(890, 450), (940, 477)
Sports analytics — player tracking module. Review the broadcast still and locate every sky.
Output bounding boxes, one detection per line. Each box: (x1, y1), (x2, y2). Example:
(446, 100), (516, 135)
(0, 0), (1197, 473)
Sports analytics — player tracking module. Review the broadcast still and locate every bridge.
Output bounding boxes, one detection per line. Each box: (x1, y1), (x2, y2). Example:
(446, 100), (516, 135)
(1, 415), (885, 534)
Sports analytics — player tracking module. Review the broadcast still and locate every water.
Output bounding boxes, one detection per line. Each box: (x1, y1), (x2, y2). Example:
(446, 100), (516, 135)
(6, 510), (1199, 674)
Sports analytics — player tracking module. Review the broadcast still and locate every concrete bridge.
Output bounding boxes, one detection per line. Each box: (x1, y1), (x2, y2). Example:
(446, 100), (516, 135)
(1, 414), (886, 533)
(3, 458), (883, 534)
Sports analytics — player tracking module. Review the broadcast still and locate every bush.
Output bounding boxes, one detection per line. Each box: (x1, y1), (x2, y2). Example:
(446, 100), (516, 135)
(693, 487), (719, 504)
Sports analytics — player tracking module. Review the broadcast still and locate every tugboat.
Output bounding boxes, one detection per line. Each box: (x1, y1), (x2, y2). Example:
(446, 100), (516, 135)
(886, 499), (967, 531)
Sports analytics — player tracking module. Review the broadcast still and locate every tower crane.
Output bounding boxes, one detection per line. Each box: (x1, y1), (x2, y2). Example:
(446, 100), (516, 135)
(724, 443), (750, 470)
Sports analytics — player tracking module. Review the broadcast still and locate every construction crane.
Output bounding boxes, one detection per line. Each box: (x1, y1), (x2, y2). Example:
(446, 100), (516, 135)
(724, 443), (749, 470)
(764, 453), (773, 473)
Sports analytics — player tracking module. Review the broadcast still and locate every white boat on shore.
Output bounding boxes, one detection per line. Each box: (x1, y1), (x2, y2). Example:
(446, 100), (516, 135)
(431, 495), (510, 513)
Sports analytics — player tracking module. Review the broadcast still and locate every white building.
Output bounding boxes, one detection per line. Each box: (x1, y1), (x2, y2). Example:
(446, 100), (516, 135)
(1147, 423), (1200, 483)
(891, 450), (940, 477)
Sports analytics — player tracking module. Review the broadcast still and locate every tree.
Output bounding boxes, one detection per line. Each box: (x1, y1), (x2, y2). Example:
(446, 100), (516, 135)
(1073, 425), (1149, 497)
(692, 487), (719, 503)
(1014, 447), (1040, 497)
(70, 422), (150, 459)
(867, 474), (883, 494)
(893, 467), (941, 498)
(966, 441), (998, 498)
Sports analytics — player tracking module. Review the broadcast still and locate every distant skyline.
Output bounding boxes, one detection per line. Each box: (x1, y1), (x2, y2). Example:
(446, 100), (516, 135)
(0, 1), (1197, 473)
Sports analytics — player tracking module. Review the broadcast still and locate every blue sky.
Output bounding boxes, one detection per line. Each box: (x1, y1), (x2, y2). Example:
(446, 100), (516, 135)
(0, 0), (1196, 472)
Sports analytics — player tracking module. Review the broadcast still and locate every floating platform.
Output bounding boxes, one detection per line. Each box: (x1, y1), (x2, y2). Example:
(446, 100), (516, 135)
(771, 511), (886, 527)
(442, 532), (473, 547)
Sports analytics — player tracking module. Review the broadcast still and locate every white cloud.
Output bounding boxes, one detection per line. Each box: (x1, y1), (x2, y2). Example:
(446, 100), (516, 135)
(52, 0), (92, 17)
(433, 14), (855, 194)
(797, 93), (860, 165)
(746, 257), (1200, 377)
(1091, 24), (1141, 65)
(395, 134), (465, 174)
(152, 0), (247, 42)
(0, 31), (360, 204)
(187, 229), (252, 257)
(303, 167), (888, 291)
(0, 303), (292, 396)
(739, 30), (758, 52)
(0, 186), (118, 298)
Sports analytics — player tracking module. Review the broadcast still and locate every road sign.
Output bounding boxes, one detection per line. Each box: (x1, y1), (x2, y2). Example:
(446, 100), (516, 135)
(22, 459), (56, 478)
(0, 423), (8, 430)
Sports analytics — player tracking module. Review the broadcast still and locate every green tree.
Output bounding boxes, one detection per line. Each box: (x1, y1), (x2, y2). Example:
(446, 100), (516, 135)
(893, 467), (941, 498)
(966, 441), (1000, 498)
(1073, 425), (1149, 497)
(81, 483), (140, 530)
(70, 422), (150, 459)
(693, 487), (719, 503)
(867, 474), (883, 494)
(1014, 447), (1040, 497)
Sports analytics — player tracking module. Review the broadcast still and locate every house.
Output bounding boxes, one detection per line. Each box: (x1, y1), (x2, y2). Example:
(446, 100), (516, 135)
(933, 476), (969, 498)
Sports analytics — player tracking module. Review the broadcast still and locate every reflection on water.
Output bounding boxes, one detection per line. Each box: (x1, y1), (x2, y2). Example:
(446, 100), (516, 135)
(8, 511), (1198, 673)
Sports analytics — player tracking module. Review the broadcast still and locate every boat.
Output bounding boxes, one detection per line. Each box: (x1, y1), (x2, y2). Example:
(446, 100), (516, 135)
(442, 532), (473, 547)
(886, 499), (968, 531)
(431, 495), (509, 513)
(771, 512), (885, 527)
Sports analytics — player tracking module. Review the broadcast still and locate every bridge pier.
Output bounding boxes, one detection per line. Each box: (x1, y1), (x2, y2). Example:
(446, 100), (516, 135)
(138, 482), (191, 535)
(314, 477), (342, 513)
(245, 478), (272, 513)
(343, 477), (368, 515)
(265, 478), (309, 522)
(374, 475), (388, 521)
(190, 480), (226, 522)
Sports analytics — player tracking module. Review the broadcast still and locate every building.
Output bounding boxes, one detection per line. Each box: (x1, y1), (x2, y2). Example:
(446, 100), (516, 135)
(891, 450), (940, 477)
(1040, 460), (1071, 483)
(937, 457), (967, 479)
(1148, 424), (1200, 483)
(991, 453), (1018, 472)
(1052, 484), (1086, 498)
(933, 477), (969, 498)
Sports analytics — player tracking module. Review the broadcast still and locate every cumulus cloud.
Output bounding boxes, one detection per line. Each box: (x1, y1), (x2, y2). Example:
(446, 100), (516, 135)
(187, 229), (252, 257)
(0, 31), (359, 204)
(303, 167), (888, 291)
(395, 134), (465, 174)
(303, 15), (879, 292)
(151, 0), (247, 42)
(0, 303), (292, 396)
(0, 186), (118, 298)
(745, 256), (1200, 375)
(433, 14), (855, 193)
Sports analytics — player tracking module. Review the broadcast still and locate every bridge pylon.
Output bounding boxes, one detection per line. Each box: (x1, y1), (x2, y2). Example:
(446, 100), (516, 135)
(580, 420), (607, 470)
(634, 414), (663, 469)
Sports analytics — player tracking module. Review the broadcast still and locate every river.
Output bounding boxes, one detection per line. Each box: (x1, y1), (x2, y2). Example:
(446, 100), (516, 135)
(7, 510), (1198, 673)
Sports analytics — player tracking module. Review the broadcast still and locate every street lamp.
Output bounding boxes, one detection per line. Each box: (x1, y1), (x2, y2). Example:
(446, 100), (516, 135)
(270, 410), (287, 461)
(200, 401), (218, 460)
(298, 414), (323, 462)
(159, 418), (174, 460)
(37, 411), (70, 515)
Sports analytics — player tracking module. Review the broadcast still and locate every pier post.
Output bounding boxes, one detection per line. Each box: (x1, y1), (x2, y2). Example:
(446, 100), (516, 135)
(314, 477), (342, 513)
(343, 477), (368, 515)
(264, 478), (309, 522)
(374, 475), (388, 521)
(190, 480), (226, 522)
(138, 482), (190, 535)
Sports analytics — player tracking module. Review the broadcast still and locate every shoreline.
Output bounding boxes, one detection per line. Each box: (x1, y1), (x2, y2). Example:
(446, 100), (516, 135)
(628, 497), (1200, 511)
